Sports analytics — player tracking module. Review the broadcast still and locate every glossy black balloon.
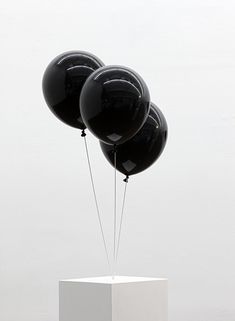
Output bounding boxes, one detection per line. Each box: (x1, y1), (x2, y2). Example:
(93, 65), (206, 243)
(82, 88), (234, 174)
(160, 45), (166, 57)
(80, 65), (150, 144)
(100, 103), (168, 176)
(42, 51), (104, 129)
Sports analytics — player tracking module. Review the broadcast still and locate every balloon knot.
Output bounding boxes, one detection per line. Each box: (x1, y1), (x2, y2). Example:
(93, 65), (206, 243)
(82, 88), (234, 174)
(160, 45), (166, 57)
(123, 175), (129, 183)
(81, 129), (86, 137)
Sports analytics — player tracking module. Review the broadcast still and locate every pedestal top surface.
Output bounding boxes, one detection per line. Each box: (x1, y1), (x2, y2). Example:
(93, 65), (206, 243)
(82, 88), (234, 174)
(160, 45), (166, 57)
(60, 276), (167, 284)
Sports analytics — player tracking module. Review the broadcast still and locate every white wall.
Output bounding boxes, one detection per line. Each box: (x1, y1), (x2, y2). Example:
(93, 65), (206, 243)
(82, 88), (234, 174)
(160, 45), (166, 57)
(0, 0), (235, 320)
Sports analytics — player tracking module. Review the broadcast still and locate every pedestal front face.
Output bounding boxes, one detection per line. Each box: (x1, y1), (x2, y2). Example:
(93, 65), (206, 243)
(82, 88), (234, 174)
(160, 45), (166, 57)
(59, 276), (168, 321)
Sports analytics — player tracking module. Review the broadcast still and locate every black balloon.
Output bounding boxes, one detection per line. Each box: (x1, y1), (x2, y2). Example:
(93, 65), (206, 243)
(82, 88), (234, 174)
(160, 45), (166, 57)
(80, 65), (150, 144)
(42, 51), (104, 129)
(100, 103), (168, 176)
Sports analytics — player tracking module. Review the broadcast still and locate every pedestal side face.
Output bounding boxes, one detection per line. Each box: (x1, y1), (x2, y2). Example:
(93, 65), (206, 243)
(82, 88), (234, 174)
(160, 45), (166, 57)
(59, 281), (112, 321)
(112, 280), (168, 321)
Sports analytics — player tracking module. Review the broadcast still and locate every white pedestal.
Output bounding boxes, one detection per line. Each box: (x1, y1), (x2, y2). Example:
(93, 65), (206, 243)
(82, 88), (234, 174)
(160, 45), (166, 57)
(59, 276), (168, 321)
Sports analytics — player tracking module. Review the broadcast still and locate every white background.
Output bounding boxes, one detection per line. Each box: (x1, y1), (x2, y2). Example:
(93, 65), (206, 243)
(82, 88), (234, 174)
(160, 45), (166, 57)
(0, 0), (235, 320)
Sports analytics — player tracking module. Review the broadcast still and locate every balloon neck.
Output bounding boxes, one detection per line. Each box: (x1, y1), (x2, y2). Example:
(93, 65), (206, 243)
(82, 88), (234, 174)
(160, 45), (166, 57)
(81, 129), (86, 137)
(113, 144), (117, 153)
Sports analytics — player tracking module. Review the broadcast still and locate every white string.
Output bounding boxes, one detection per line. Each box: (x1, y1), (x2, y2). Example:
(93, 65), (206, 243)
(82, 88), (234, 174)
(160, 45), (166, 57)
(116, 177), (128, 263)
(113, 148), (117, 278)
(83, 133), (110, 270)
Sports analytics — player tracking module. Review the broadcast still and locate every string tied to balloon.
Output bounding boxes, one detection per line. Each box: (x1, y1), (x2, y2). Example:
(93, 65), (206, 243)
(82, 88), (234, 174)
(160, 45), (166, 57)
(82, 132), (111, 271)
(113, 145), (117, 278)
(115, 175), (129, 263)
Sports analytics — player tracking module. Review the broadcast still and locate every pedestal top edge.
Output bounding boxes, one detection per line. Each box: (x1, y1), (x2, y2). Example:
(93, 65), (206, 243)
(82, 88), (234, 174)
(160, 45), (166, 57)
(60, 276), (168, 284)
